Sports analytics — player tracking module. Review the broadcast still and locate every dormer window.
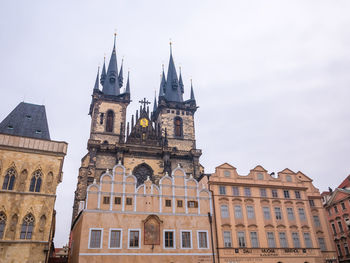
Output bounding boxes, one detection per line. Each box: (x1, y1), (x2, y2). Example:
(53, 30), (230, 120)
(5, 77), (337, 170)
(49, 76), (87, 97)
(25, 115), (32, 120)
(35, 130), (42, 134)
(7, 125), (13, 130)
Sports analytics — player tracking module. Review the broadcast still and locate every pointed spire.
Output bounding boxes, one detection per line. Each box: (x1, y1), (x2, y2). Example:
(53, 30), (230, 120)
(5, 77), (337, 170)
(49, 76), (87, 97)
(179, 67), (184, 94)
(94, 67), (100, 91)
(100, 56), (107, 85)
(125, 71), (130, 94)
(153, 92), (157, 113)
(190, 79), (196, 101)
(164, 43), (183, 102)
(118, 58), (124, 87)
(159, 65), (166, 98)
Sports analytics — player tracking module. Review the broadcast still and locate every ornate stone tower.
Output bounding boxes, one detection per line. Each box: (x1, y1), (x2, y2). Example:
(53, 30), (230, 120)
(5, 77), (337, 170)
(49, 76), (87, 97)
(72, 39), (202, 223)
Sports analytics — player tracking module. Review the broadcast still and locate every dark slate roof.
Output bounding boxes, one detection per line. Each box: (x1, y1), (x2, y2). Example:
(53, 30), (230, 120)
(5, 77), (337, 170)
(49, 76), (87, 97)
(0, 102), (51, 140)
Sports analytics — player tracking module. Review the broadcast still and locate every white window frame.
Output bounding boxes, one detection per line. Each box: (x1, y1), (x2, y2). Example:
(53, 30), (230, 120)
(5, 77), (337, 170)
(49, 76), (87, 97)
(163, 229), (176, 249)
(197, 230), (209, 249)
(108, 228), (122, 249)
(223, 230), (232, 247)
(88, 228), (103, 249)
(128, 228), (141, 249)
(180, 230), (192, 249)
(221, 204), (229, 218)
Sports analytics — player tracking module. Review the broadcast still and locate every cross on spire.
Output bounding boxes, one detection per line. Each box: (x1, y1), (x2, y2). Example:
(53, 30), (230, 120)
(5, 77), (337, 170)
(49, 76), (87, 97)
(139, 98), (151, 110)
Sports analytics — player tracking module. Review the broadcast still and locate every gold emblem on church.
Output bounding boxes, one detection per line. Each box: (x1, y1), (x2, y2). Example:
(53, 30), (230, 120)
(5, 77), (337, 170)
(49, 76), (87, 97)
(140, 118), (149, 128)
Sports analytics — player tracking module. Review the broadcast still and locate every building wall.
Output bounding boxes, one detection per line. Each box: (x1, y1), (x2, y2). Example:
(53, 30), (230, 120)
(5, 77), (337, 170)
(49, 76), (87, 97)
(209, 163), (337, 263)
(0, 134), (67, 263)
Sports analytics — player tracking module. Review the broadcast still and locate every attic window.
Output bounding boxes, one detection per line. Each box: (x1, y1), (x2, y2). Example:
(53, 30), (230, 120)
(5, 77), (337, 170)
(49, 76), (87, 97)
(35, 130), (42, 134)
(286, 175), (292, 182)
(7, 125), (14, 130)
(25, 115), (32, 120)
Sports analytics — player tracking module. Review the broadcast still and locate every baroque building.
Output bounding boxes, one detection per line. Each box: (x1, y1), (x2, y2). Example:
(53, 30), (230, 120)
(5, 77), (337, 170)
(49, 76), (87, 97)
(0, 102), (67, 263)
(209, 163), (337, 263)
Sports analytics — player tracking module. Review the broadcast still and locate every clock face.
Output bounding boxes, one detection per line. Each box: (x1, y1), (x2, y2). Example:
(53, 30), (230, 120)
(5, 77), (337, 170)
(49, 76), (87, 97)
(140, 118), (149, 128)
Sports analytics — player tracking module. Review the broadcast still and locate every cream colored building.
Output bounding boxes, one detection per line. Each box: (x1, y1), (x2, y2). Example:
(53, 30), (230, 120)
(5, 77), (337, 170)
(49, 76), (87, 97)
(208, 163), (337, 263)
(0, 102), (67, 263)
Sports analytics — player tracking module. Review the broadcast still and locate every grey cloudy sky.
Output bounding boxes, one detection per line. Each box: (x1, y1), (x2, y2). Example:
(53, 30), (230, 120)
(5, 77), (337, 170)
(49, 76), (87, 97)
(1, 0), (349, 247)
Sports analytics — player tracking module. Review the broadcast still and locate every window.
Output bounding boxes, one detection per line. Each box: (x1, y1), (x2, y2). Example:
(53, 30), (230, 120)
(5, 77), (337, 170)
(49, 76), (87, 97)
(298, 208), (306, 221)
(109, 229), (121, 248)
(263, 207), (271, 220)
(181, 231), (192, 248)
(344, 243), (350, 256)
(232, 186), (240, 196)
(337, 244), (343, 257)
(247, 205), (255, 219)
(287, 207), (295, 220)
(219, 186), (226, 195)
(250, 232), (259, 248)
(221, 205), (229, 218)
(174, 117), (183, 137)
(115, 197), (121, 204)
(20, 214), (34, 240)
(234, 205), (242, 219)
(283, 190), (290, 198)
(103, 196), (110, 204)
(2, 168), (16, 190)
(223, 231), (232, 247)
(341, 202), (346, 210)
(334, 205), (339, 214)
(237, 231), (246, 247)
(338, 221), (344, 233)
(106, 110), (114, 132)
(303, 233), (312, 248)
(198, 231), (208, 249)
(331, 223), (337, 235)
(257, 173), (264, 180)
(0, 212), (6, 240)
(272, 189), (278, 198)
(313, 215), (321, 227)
(328, 208), (332, 216)
(274, 207), (282, 220)
(224, 170), (231, 177)
(29, 170), (42, 192)
(267, 232), (276, 248)
(244, 187), (251, 197)
(286, 175), (292, 182)
(126, 198), (132, 205)
(295, 191), (301, 199)
(164, 230), (175, 248)
(129, 230), (140, 248)
(309, 199), (315, 207)
(188, 201), (198, 208)
(260, 188), (267, 197)
(100, 113), (104, 124)
(165, 200), (172, 207)
(292, 232), (301, 248)
(89, 229), (102, 248)
(279, 232), (288, 248)
(177, 200), (183, 207)
(318, 237), (326, 251)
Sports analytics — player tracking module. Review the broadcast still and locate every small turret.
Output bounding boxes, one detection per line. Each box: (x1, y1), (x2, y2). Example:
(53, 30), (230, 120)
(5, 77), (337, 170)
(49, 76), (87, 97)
(100, 57), (107, 85)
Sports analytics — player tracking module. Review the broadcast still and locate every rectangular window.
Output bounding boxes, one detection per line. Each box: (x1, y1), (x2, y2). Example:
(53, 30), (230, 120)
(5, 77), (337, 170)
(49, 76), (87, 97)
(267, 232), (276, 248)
(247, 205), (255, 219)
(165, 199), (172, 207)
(272, 189), (278, 198)
(114, 197), (121, 204)
(223, 231), (232, 247)
(274, 207), (282, 220)
(219, 186), (226, 195)
(221, 205), (229, 218)
(313, 215), (321, 227)
(287, 207), (295, 220)
(260, 188), (267, 197)
(328, 208), (332, 216)
(303, 232), (312, 248)
(244, 187), (251, 197)
(234, 205), (242, 219)
(177, 200), (183, 207)
(126, 198), (132, 205)
(250, 232), (259, 248)
(237, 231), (246, 248)
(188, 201), (198, 208)
(279, 232), (288, 248)
(341, 202), (346, 210)
(338, 221), (344, 233)
(263, 207), (271, 220)
(345, 243), (350, 256)
(103, 196), (110, 204)
(295, 191), (301, 199)
(331, 223), (337, 235)
(232, 186), (240, 196)
(100, 113), (104, 124)
(283, 190), (290, 199)
(109, 230), (121, 248)
(129, 230), (140, 248)
(181, 231), (192, 248)
(298, 208), (306, 221)
(334, 205), (339, 213)
(89, 229), (102, 249)
(292, 232), (301, 248)
(318, 237), (326, 251)
(309, 199), (315, 207)
(337, 244), (343, 257)
(198, 231), (208, 249)
(164, 231), (175, 248)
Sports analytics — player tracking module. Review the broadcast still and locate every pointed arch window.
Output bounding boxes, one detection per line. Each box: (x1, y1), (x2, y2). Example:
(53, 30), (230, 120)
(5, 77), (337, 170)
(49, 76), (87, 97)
(2, 168), (16, 190)
(174, 117), (183, 137)
(29, 170), (42, 192)
(20, 213), (34, 239)
(106, 110), (114, 132)
(0, 212), (6, 239)
(133, 163), (154, 187)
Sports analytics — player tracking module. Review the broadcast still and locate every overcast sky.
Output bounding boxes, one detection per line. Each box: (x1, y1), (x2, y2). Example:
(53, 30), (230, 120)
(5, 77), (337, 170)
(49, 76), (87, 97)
(1, 0), (349, 247)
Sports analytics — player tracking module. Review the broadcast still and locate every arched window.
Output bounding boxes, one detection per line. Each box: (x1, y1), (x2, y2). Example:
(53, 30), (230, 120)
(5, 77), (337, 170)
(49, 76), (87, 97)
(174, 117), (183, 137)
(0, 212), (6, 239)
(20, 213), (35, 239)
(2, 168), (16, 190)
(29, 170), (42, 192)
(133, 163), (154, 187)
(106, 110), (114, 132)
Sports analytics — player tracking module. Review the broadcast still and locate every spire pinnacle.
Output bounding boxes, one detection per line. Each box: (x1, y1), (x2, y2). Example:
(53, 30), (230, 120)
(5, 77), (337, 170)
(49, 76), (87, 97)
(119, 58), (124, 87)
(113, 32), (117, 50)
(100, 56), (107, 85)
(94, 66), (100, 91)
(190, 79), (196, 101)
(102, 35), (120, 95)
(179, 67), (184, 94)
(159, 66), (166, 97)
(153, 91), (157, 112)
(164, 44), (183, 102)
(125, 71), (130, 94)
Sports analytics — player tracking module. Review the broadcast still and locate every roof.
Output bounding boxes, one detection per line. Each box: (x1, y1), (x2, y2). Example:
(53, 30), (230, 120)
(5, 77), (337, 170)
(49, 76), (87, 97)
(0, 102), (50, 140)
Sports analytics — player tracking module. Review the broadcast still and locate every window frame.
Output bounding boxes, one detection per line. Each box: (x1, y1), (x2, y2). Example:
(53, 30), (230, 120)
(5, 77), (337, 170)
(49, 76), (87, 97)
(278, 232), (288, 248)
(274, 207), (282, 220)
(271, 189), (278, 198)
(219, 185), (226, 195)
(287, 207), (295, 221)
(266, 231), (276, 248)
(180, 230), (192, 249)
(223, 230), (232, 248)
(174, 117), (183, 138)
(303, 232), (312, 248)
(237, 231), (246, 248)
(232, 186), (240, 196)
(250, 231), (259, 248)
(163, 229), (176, 249)
(108, 228), (122, 249)
(197, 230), (209, 249)
(260, 188), (267, 197)
(298, 207), (306, 221)
(234, 205), (243, 219)
(283, 190), (290, 199)
(88, 228), (103, 249)
(128, 228), (141, 249)
(292, 232), (301, 248)
(246, 205), (255, 219)
(244, 187), (251, 197)
(263, 206), (271, 220)
(220, 204), (229, 218)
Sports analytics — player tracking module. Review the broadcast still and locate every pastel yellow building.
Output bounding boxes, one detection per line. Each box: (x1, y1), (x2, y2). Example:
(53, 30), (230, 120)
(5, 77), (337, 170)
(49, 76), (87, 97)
(208, 163), (337, 263)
